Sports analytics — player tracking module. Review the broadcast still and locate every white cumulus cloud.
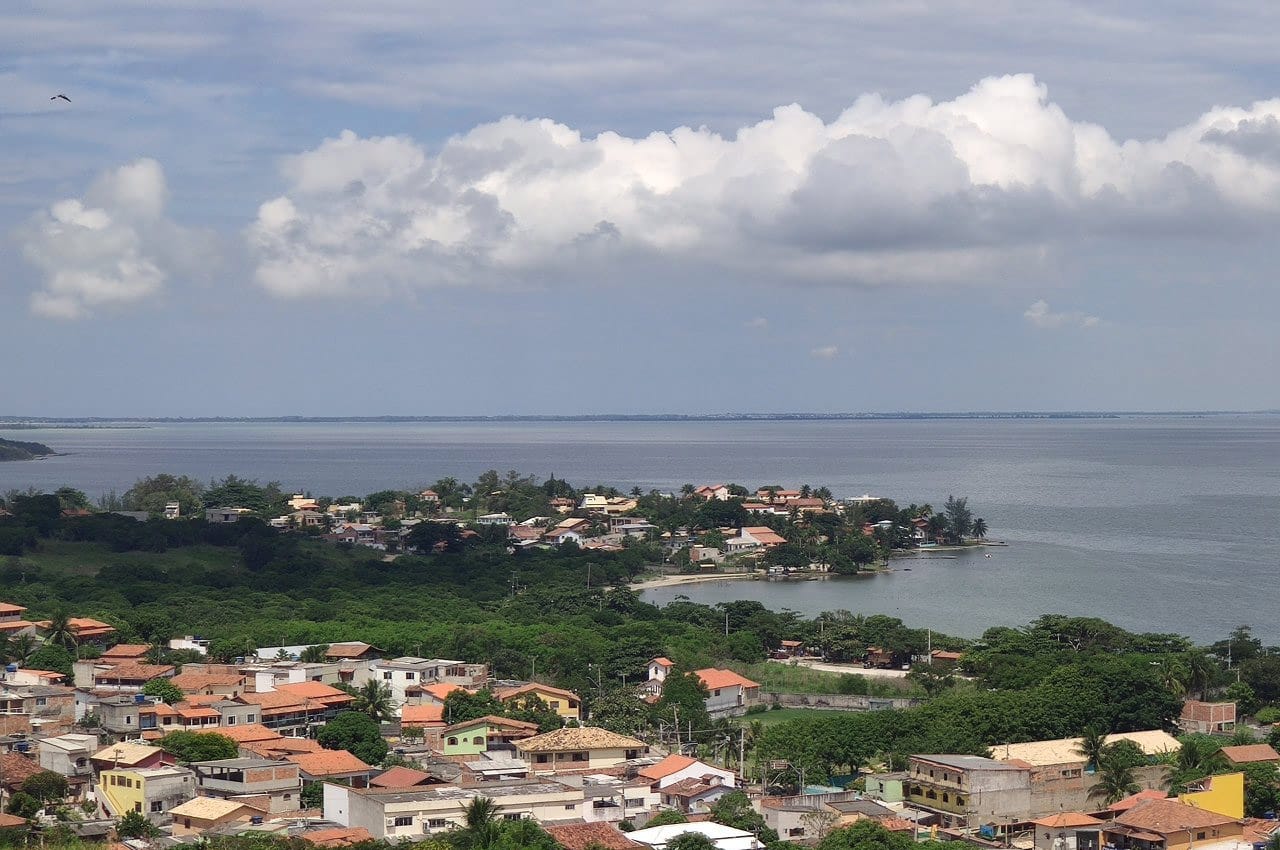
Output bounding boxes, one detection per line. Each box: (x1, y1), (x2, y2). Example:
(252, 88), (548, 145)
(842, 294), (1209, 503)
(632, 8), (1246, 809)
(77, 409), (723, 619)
(810, 345), (839, 359)
(1025, 299), (1100, 329)
(248, 74), (1280, 299)
(19, 159), (207, 319)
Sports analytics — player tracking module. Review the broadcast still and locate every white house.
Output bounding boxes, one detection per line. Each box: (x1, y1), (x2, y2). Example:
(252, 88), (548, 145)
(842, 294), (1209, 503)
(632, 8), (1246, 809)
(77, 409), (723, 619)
(638, 755), (735, 790)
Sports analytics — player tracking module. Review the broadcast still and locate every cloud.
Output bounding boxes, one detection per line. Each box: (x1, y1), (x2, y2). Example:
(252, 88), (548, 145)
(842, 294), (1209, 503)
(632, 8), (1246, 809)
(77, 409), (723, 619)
(745, 317), (768, 329)
(18, 159), (209, 318)
(246, 75), (1280, 301)
(1024, 299), (1100, 329)
(810, 345), (839, 359)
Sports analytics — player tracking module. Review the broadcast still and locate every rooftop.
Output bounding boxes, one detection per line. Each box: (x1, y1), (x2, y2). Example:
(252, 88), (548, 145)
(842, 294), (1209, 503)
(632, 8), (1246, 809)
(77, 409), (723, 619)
(694, 668), (760, 691)
(169, 797), (259, 820)
(913, 754), (1027, 772)
(286, 751), (372, 777)
(1219, 744), (1280, 764)
(1115, 798), (1238, 832)
(349, 778), (575, 803)
(995, 730), (1180, 766)
(516, 726), (646, 753)
(545, 822), (642, 850)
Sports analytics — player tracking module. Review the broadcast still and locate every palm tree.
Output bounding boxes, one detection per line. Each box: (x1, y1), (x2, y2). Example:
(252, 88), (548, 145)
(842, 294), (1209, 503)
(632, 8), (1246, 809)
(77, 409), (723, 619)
(0, 634), (11, 664)
(1169, 736), (1229, 791)
(8, 635), (36, 663)
(971, 518), (988, 539)
(44, 610), (78, 649)
(273, 648), (292, 661)
(926, 514), (947, 544)
(1183, 651), (1217, 701)
(461, 796), (498, 848)
(1155, 657), (1189, 698)
(354, 680), (396, 722)
(1089, 760), (1141, 804)
(299, 645), (330, 663)
(1074, 727), (1108, 772)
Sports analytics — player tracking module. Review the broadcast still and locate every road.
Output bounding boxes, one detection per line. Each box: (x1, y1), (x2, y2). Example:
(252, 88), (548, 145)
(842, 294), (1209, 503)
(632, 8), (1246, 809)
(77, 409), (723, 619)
(770, 657), (909, 679)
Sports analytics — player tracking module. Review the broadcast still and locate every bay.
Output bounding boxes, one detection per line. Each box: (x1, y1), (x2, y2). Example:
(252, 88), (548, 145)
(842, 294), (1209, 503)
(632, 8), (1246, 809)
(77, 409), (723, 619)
(1, 416), (1276, 643)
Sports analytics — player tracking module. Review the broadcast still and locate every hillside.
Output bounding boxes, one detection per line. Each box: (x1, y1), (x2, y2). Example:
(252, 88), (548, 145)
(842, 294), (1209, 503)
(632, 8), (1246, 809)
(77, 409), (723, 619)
(0, 436), (56, 461)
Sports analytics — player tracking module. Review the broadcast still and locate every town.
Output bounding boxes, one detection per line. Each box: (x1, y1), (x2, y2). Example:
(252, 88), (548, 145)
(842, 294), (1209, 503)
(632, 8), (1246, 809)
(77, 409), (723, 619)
(0, 478), (1278, 850)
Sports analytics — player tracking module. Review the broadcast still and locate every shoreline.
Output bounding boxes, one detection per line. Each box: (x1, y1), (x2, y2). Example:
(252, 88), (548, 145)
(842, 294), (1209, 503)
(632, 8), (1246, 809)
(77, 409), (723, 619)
(629, 572), (758, 590)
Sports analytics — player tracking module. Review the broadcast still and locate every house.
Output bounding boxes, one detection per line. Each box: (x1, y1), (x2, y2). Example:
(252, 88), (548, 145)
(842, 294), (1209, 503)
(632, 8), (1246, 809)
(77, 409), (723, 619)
(545, 527), (587, 546)
(169, 796), (265, 836)
(400, 703), (445, 730)
(205, 507), (253, 523)
(694, 485), (732, 501)
(0, 603), (36, 637)
(627, 821), (763, 850)
(516, 727), (647, 774)
(638, 755), (735, 791)
(723, 527), (786, 553)
(324, 642), (381, 662)
(96, 765), (196, 825)
(994, 730), (1178, 817)
(164, 502), (182, 519)
(1179, 771), (1244, 819)
(1031, 812), (1105, 850)
(235, 685), (353, 735)
(493, 683), (581, 722)
(192, 757), (302, 813)
(862, 771), (908, 803)
(930, 650), (964, 664)
(545, 822), (643, 850)
(647, 658), (674, 684)
(418, 490), (440, 505)
(437, 716), (540, 757)
(476, 512), (513, 526)
(694, 669), (761, 717)
(75, 660), (174, 692)
(1218, 744), (1280, 767)
(1178, 701), (1237, 735)
(91, 742), (172, 772)
(369, 766), (437, 789)
(324, 779), (587, 840)
(287, 751), (373, 787)
(658, 774), (734, 812)
(38, 733), (98, 795)
(290, 510), (325, 528)
(0, 682), (75, 733)
(362, 657), (487, 706)
(1081, 797), (1244, 850)
(0, 752), (43, 796)
(170, 672), (247, 697)
(905, 754), (1032, 829)
(36, 616), (116, 644)
(579, 495), (638, 515)
(553, 773), (659, 823)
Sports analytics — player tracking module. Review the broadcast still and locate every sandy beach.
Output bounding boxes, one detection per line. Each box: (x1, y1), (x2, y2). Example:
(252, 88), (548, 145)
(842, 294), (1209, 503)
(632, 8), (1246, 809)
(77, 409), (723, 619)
(629, 571), (757, 590)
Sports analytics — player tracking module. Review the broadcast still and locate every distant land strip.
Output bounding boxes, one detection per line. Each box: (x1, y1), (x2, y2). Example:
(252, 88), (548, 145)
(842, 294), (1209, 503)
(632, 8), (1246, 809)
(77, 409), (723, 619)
(2, 410), (1276, 425)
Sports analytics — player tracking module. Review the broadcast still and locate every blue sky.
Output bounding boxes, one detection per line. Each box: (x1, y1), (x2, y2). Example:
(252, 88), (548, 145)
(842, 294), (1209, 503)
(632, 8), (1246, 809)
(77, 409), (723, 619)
(4, 1), (1280, 416)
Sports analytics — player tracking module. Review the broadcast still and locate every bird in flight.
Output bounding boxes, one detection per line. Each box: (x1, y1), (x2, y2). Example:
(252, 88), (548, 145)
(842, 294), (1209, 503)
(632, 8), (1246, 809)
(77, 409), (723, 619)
(51, 94), (70, 102)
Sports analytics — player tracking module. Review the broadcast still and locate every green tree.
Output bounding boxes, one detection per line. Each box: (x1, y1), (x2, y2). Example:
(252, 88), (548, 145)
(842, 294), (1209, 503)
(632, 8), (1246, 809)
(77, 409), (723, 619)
(25, 644), (74, 680)
(461, 795), (499, 848)
(122, 474), (204, 517)
(5, 793), (39, 819)
(316, 711), (387, 765)
(157, 731), (239, 762)
(656, 670), (712, 738)
(971, 518), (988, 539)
(142, 677), (185, 705)
(818, 819), (915, 850)
(21, 771), (68, 804)
(943, 495), (973, 544)
(54, 487), (91, 512)
(42, 609), (78, 649)
(708, 790), (776, 842)
(588, 687), (653, 735)
(1243, 762), (1280, 818)
(1074, 726), (1108, 771)
(299, 644), (330, 663)
(666, 834), (717, 850)
(1089, 744), (1143, 804)
(444, 689), (505, 725)
(353, 679), (396, 722)
(646, 810), (689, 827)
(116, 810), (161, 839)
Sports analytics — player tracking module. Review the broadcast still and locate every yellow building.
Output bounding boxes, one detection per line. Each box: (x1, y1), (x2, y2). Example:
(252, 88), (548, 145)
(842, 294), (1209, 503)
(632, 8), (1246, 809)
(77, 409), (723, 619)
(97, 766), (195, 825)
(495, 683), (582, 722)
(1180, 771), (1244, 819)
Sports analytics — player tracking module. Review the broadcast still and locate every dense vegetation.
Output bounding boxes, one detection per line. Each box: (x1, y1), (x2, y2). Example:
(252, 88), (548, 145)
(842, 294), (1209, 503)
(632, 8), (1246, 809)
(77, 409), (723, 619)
(0, 437), (55, 461)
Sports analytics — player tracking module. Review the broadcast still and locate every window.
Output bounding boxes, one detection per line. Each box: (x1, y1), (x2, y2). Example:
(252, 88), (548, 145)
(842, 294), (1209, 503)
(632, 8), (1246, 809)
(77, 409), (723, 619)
(184, 819), (191, 828)
(76, 758), (87, 768)
(447, 737), (459, 746)
(789, 828), (805, 837)
(284, 794), (292, 801)
(133, 803), (142, 813)
(942, 794), (950, 803)
(625, 798), (644, 808)
(405, 672), (416, 680)
(502, 814), (522, 822)
(535, 755), (550, 764)
(549, 701), (559, 709)
(714, 689), (721, 696)
(571, 752), (587, 762)
(247, 714), (256, 723)
(473, 737), (484, 745)
(383, 672), (393, 680)
(126, 715), (134, 725)
(393, 817), (413, 827)
(151, 801), (164, 813)
(36, 697), (47, 706)
(427, 819), (447, 829)
(1197, 834), (1206, 841)
(228, 716), (237, 725)
(564, 804), (576, 810)
(956, 796), (965, 806)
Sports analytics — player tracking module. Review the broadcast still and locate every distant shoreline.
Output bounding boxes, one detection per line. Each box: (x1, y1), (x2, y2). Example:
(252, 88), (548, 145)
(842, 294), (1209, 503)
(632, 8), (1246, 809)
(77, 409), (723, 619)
(2, 410), (1275, 425)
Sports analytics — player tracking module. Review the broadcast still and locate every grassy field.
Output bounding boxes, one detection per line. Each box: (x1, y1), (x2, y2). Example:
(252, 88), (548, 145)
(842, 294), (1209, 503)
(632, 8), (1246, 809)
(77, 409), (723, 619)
(732, 660), (922, 697)
(740, 708), (854, 726)
(18, 540), (242, 576)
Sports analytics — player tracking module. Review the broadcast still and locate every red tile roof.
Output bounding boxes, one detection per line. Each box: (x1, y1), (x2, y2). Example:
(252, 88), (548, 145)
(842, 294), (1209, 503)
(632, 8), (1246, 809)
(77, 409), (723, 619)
(400, 704), (444, 725)
(1116, 798), (1237, 832)
(369, 766), (433, 788)
(274, 682), (354, 704)
(544, 822), (642, 850)
(302, 827), (375, 847)
(694, 668), (760, 690)
(638, 754), (698, 781)
(1033, 813), (1104, 828)
(0, 754), (43, 788)
(323, 643), (377, 659)
(1220, 744), (1280, 764)
(95, 662), (175, 682)
(286, 750), (371, 777)
(101, 644), (151, 659)
(215, 723), (281, 743)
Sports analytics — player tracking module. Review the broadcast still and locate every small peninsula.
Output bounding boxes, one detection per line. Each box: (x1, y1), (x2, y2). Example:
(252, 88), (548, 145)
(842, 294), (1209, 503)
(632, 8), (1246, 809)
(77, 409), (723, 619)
(0, 436), (57, 461)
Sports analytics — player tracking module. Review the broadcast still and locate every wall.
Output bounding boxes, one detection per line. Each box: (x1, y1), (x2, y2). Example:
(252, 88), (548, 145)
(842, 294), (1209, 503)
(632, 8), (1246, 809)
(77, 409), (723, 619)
(761, 692), (921, 711)
(1180, 771), (1244, 819)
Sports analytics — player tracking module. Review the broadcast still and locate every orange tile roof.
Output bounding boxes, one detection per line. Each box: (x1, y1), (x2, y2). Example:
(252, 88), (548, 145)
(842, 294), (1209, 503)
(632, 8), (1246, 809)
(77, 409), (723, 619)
(695, 668), (760, 690)
(1033, 813), (1104, 828)
(302, 827), (375, 847)
(1220, 744), (1280, 764)
(274, 682), (354, 703)
(1116, 798), (1237, 832)
(96, 662), (175, 681)
(101, 644), (151, 659)
(370, 766), (433, 788)
(443, 715), (539, 734)
(17, 669), (65, 681)
(0, 754), (43, 787)
(0, 813), (27, 829)
(176, 706), (221, 719)
(740, 526), (787, 545)
(638, 754), (698, 781)
(495, 682), (580, 703)
(420, 682), (468, 701)
(400, 704), (444, 725)
(246, 738), (323, 758)
(323, 643), (377, 659)
(651, 657), (673, 667)
(171, 673), (245, 691)
(215, 723), (282, 743)
(286, 750), (371, 777)
(0, 621), (35, 633)
(1109, 789), (1172, 812)
(544, 822), (642, 850)
(236, 691), (314, 712)
(0, 603), (26, 615)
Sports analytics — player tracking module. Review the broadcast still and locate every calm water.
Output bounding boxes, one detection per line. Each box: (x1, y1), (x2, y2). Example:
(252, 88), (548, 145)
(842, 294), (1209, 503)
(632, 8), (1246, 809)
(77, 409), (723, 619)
(1, 417), (1277, 643)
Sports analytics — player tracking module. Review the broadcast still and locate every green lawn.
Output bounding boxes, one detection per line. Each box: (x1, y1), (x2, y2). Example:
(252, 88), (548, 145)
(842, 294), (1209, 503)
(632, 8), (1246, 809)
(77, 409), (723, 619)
(21, 540), (242, 576)
(740, 708), (853, 726)
(732, 660), (921, 697)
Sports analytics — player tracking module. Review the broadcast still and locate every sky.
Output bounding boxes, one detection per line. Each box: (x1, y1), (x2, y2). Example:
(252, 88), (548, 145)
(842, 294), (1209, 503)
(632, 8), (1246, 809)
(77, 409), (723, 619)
(4, 1), (1280, 416)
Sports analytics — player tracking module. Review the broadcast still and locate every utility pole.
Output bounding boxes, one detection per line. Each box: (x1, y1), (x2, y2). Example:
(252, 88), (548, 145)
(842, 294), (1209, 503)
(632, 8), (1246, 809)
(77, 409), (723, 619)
(738, 728), (746, 784)
(725, 610), (730, 636)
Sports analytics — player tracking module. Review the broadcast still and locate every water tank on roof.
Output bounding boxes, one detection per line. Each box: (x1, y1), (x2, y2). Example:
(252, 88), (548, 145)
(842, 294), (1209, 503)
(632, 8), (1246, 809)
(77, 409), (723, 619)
(14, 742), (30, 753)
(250, 817), (263, 825)
(134, 694), (147, 704)
(4, 663), (16, 673)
